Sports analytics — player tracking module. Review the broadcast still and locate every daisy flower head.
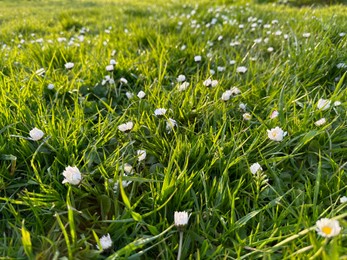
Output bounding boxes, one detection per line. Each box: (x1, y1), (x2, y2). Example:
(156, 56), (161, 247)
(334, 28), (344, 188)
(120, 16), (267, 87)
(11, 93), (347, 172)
(217, 66), (225, 72)
(316, 218), (341, 238)
(243, 113), (252, 121)
(106, 65), (114, 72)
(340, 196), (347, 204)
(166, 118), (177, 132)
(178, 82), (189, 91)
(97, 233), (113, 251)
(29, 127), (44, 141)
(211, 80), (218, 87)
(236, 66), (247, 73)
(250, 163), (262, 174)
(64, 62), (74, 70)
(118, 121), (134, 133)
(239, 103), (247, 111)
(230, 87), (241, 96)
(317, 99), (331, 111)
(194, 55), (202, 62)
(177, 74), (186, 82)
(334, 101), (341, 106)
(35, 68), (45, 76)
(270, 110), (279, 119)
(125, 91), (134, 99)
(137, 90), (146, 99)
(314, 118), (326, 126)
(336, 63), (347, 69)
(203, 78), (212, 87)
(154, 108), (167, 117)
(62, 166), (82, 185)
(120, 77), (128, 84)
(122, 163), (134, 175)
(221, 90), (232, 101)
(137, 150), (146, 162)
(113, 180), (132, 192)
(267, 127), (287, 142)
(174, 211), (190, 230)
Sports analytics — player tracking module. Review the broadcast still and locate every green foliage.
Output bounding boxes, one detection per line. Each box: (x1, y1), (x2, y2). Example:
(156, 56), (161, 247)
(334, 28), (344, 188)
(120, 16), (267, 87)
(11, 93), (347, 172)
(1, 0), (347, 259)
(256, 0), (347, 6)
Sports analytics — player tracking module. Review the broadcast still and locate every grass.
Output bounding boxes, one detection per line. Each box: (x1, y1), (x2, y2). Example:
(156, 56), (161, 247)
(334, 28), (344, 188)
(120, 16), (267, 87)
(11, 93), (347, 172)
(1, 0), (347, 258)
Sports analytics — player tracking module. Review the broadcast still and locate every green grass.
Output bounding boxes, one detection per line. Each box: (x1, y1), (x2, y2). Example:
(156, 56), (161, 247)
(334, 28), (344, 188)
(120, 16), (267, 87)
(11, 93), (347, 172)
(1, 0), (347, 258)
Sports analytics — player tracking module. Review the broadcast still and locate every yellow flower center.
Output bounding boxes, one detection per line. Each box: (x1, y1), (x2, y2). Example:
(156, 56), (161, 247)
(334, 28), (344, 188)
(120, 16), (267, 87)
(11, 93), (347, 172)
(322, 226), (332, 235)
(272, 132), (277, 137)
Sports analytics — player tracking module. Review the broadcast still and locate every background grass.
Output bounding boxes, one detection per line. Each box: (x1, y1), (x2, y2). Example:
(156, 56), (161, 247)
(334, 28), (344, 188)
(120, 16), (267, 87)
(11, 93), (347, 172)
(1, 0), (347, 259)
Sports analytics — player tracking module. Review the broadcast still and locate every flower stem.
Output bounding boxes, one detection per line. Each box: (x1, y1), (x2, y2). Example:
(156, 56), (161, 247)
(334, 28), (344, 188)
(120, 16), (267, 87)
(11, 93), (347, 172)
(177, 231), (183, 260)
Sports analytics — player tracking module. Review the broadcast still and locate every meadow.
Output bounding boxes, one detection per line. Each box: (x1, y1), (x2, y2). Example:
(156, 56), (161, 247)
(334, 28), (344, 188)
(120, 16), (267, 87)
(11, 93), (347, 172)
(1, 0), (347, 258)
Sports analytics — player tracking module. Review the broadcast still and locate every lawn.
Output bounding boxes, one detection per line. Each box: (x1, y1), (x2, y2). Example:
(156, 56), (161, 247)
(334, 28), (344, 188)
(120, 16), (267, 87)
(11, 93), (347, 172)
(1, 0), (347, 259)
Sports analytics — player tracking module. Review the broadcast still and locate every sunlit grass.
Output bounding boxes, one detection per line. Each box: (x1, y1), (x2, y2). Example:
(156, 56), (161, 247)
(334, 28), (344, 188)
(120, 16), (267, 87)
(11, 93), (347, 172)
(1, 0), (347, 259)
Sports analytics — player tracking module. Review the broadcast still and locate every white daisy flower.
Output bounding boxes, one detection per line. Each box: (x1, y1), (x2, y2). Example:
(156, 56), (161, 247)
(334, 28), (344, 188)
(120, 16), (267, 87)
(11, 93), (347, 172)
(154, 108), (167, 116)
(270, 110), (279, 119)
(35, 68), (45, 76)
(113, 180), (132, 192)
(64, 62), (74, 69)
(29, 127), (44, 141)
(62, 166), (82, 185)
(317, 99), (331, 110)
(194, 55), (202, 62)
(239, 103), (247, 111)
(125, 92), (134, 99)
(118, 121), (134, 132)
(211, 80), (218, 87)
(316, 218), (341, 238)
(267, 127), (287, 142)
(177, 75), (186, 82)
(250, 163), (263, 174)
(178, 82), (189, 91)
(221, 90), (232, 101)
(314, 118), (326, 126)
(340, 196), (347, 204)
(166, 118), (177, 132)
(236, 66), (247, 73)
(106, 65), (114, 71)
(230, 87), (241, 96)
(137, 150), (146, 162)
(334, 101), (341, 106)
(336, 63), (347, 69)
(97, 233), (113, 251)
(174, 211), (189, 227)
(243, 113), (252, 121)
(203, 78), (212, 87)
(120, 77), (128, 84)
(137, 91), (146, 99)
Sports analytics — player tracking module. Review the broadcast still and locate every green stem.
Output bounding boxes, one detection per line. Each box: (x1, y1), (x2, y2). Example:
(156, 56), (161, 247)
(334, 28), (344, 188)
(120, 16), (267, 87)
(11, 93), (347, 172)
(177, 231), (183, 260)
